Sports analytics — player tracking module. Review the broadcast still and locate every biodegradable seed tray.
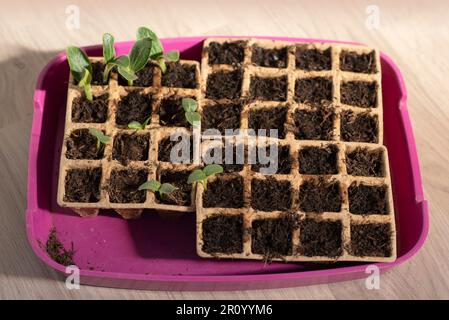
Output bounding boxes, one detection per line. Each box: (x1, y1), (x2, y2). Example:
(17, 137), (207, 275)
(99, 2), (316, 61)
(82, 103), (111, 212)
(196, 38), (396, 262)
(57, 58), (202, 219)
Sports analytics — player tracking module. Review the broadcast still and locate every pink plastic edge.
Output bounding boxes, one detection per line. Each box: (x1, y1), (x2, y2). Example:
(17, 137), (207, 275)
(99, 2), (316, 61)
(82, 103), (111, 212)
(26, 36), (429, 291)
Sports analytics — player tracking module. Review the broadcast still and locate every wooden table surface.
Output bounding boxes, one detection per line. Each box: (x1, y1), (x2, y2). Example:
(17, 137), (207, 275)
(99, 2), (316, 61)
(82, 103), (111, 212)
(1, 0), (448, 300)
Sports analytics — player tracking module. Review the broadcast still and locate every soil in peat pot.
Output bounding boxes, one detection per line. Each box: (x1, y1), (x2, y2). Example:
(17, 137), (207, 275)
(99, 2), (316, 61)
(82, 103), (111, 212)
(157, 170), (193, 206)
(252, 46), (288, 68)
(251, 177), (292, 211)
(296, 46), (332, 71)
(108, 169), (147, 203)
(348, 183), (388, 215)
(340, 110), (378, 143)
(202, 103), (242, 135)
(346, 147), (384, 177)
(119, 64), (154, 87)
(65, 129), (105, 160)
(206, 70), (243, 100)
(203, 143), (245, 173)
(293, 107), (335, 140)
(249, 76), (288, 102)
(299, 219), (343, 257)
(207, 41), (245, 66)
(341, 81), (377, 108)
(202, 214), (244, 254)
(161, 62), (197, 89)
(251, 144), (292, 174)
(295, 77), (333, 105)
(298, 145), (339, 175)
(203, 174), (244, 208)
(158, 134), (193, 163)
(112, 133), (150, 165)
(42, 228), (75, 266)
(90, 61), (106, 85)
(158, 95), (195, 127)
(248, 106), (288, 139)
(350, 223), (392, 257)
(115, 91), (152, 126)
(340, 51), (376, 74)
(71, 93), (108, 123)
(64, 167), (102, 203)
(299, 177), (342, 213)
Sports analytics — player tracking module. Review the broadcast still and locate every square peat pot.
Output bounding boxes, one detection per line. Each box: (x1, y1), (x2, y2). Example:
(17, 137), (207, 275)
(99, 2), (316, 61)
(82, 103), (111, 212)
(27, 36), (429, 291)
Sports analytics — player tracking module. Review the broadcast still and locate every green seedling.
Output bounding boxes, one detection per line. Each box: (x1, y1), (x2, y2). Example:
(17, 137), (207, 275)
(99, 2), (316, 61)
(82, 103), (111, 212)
(102, 33), (116, 83)
(187, 164), (223, 190)
(128, 116), (151, 131)
(182, 98), (201, 126)
(137, 26), (180, 73)
(88, 128), (111, 149)
(138, 179), (177, 198)
(66, 46), (93, 101)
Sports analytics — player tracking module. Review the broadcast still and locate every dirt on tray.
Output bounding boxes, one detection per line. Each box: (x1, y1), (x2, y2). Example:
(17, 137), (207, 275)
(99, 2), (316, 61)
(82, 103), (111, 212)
(71, 93), (108, 123)
(251, 177), (292, 211)
(340, 51), (376, 74)
(119, 64), (154, 87)
(298, 145), (339, 175)
(350, 223), (392, 257)
(202, 103), (242, 135)
(206, 70), (243, 100)
(341, 81), (377, 108)
(158, 95), (193, 127)
(295, 77), (333, 105)
(158, 134), (193, 163)
(348, 183), (388, 215)
(64, 167), (102, 203)
(299, 177), (341, 213)
(296, 47), (331, 71)
(252, 46), (287, 68)
(42, 228), (75, 266)
(249, 76), (288, 101)
(161, 62), (197, 89)
(203, 174), (244, 208)
(341, 110), (378, 143)
(65, 128), (104, 160)
(108, 169), (147, 203)
(204, 144), (245, 173)
(251, 144), (292, 174)
(115, 91), (152, 125)
(202, 214), (244, 254)
(91, 61), (105, 85)
(157, 170), (192, 206)
(249, 106), (288, 139)
(300, 219), (342, 257)
(207, 41), (245, 65)
(293, 107), (335, 140)
(346, 147), (384, 177)
(112, 133), (150, 165)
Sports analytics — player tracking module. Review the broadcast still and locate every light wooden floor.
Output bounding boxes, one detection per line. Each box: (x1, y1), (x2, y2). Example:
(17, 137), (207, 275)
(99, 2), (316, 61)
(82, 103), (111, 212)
(1, 0), (448, 299)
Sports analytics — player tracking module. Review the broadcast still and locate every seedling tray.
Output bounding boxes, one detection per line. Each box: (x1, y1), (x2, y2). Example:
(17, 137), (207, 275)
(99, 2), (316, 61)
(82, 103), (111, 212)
(26, 36), (429, 290)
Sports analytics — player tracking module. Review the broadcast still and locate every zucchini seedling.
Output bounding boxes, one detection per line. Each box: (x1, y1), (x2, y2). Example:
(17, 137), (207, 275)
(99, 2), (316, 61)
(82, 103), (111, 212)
(187, 164), (223, 190)
(138, 179), (177, 198)
(88, 128), (111, 149)
(128, 116), (151, 131)
(66, 46), (93, 101)
(182, 98), (201, 126)
(102, 33), (116, 83)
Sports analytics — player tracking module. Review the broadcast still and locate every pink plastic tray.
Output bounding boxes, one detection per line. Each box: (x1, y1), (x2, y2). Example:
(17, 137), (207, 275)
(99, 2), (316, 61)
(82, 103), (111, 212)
(26, 36), (429, 291)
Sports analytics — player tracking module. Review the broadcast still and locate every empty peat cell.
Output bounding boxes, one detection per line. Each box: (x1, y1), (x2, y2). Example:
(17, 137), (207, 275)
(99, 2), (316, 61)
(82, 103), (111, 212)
(158, 95), (194, 127)
(295, 77), (333, 105)
(112, 133), (150, 165)
(203, 143), (245, 173)
(203, 174), (244, 208)
(251, 46), (288, 68)
(118, 64), (154, 87)
(340, 50), (376, 74)
(157, 170), (193, 206)
(115, 91), (152, 126)
(207, 41), (245, 65)
(299, 219), (343, 257)
(63, 167), (102, 203)
(161, 62), (197, 89)
(65, 128), (105, 160)
(108, 169), (147, 203)
(293, 107), (335, 140)
(296, 46), (331, 71)
(299, 178), (342, 213)
(340, 110), (378, 143)
(71, 93), (108, 123)
(248, 106), (288, 139)
(251, 216), (296, 256)
(201, 103), (242, 135)
(202, 214), (244, 254)
(206, 70), (243, 100)
(350, 223), (392, 257)
(251, 144), (292, 174)
(298, 145), (339, 175)
(341, 81), (377, 108)
(158, 134), (193, 163)
(249, 76), (288, 102)
(348, 183), (388, 215)
(251, 177), (292, 211)
(90, 61), (106, 85)
(346, 147), (384, 177)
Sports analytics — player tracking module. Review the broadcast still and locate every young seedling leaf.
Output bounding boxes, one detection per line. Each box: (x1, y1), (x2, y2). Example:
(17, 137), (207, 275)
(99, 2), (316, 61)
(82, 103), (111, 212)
(138, 180), (161, 192)
(165, 50), (180, 62)
(182, 98), (197, 112)
(185, 111), (201, 126)
(187, 169), (207, 184)
(102, 33), (115, 63)
(88, 128), (110, 149)
(66, 46), (91, 82)
(136, 27), (164, 60)
(203, 164), (224, 177)
(78, 68), (93, 101)
(129, 38), (152, 72)
(159, 183), (178, 195)
(128, 121), (144, 130)
(158, 59), (166, 73)
(103, 55), (130, 84)
(117, 66), (138, 85)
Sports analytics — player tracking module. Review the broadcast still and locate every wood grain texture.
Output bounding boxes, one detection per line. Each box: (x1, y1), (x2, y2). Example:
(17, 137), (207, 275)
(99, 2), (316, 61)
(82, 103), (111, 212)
(0, 0), (448, 299)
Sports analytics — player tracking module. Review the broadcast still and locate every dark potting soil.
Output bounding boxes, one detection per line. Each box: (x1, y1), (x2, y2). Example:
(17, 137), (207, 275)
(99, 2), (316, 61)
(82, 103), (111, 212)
(203, 174), (244, 208)
(158, 95), (194, 127)
(64, 167), (101, 203)
(158, 134), (193, 163)
(350, 223), (392, 257)
(71, 93), (108, 123)
(156, 170), (192, 206)
(298, 145), (339, 175)
(91, 62), (106, 85)
(118, 64), (154, 87)
(204, 143), (245, 173)
(348, 183), (388, 215)
(206, 70), (243, 100)
(202, 103), (242, 135)
(341, 110), (378, 143)
(65, 128), (104, 160)
(346, 147), (384, 177)
(251, 144), (292, 174)
(248, 106), (288, 139)
(299, 219), (342, 257)
(251, 215), (297, 257)
(161, 62), (197, 89)
(251, 177), (292, 211)
(341, 81), (377, 108)
(108, 169), (147, 203)
(295, 77), (333, 105)
(340, 51), (376, 74)
(296, 47), (332, 71)
(202, 214), (244, 254)
(115, 91), (152, 126)
(299, 178), (341, 213)
(252, 46), (288, 68)
(44, 228), (75, 266)
(112, 133), (150, 165)
(293, 107), (335, 140)
(207, 41), (245, 65)
(249, 76), (288, 102)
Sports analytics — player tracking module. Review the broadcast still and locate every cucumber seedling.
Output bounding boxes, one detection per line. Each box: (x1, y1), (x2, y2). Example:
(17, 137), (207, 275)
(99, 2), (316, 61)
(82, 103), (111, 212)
(182, 98), (201, 126)
(138, 179), (177, 198)
(128, 116), (151, 131)
(187, 164), (223, 190)
(67, 46), (93, 101)
(88, 128), (111, 149)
